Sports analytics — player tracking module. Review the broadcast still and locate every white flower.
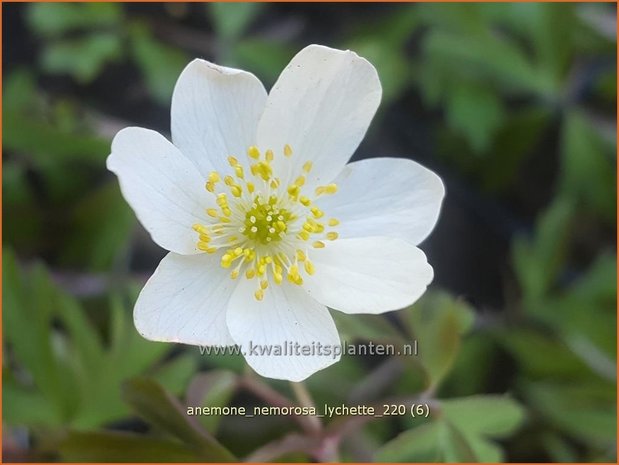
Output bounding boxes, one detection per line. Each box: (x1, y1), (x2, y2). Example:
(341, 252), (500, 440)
(107, 44), (445, 382)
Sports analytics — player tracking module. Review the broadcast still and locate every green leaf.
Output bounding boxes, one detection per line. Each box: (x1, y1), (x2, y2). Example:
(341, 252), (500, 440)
(376, 421), (442, 462)
(153, 354), (199, 396)
(130, 23), (189, 105)
(41, 33), (123, 83)
(441, 395), (526, 439)
(560, 110), (616, 224)
(445, 84), (506, 154)
(402, 291), (475, 388)
(435, 107), (551, 191)
(69, 296), (186, 428)
(307, 354), (367, 406)
(524, 381), (616, 446)
(498, 328), (593, 380)
(2, 69), (39, 115)
(528, 4), (575, 82)
(27, 3), (122, 37)
(559, 253), (617, 371)
(463, 435), (503, 463)
(122, 377), (236, 461)
(417, 4), (488, 35)
(512, 195), (574, 302)
(3, 254), (201, 431)
(62, 182), (135, 271)
(2, 376), (60, 426)
(4, 111), (110, 166)
(379, 394), (523, 462)
(377, 417), (502, 463)
(331, 312), (407, 345)
(53, 292), (106, 378)
(544, 288), (616, 380)
(108, 294), (170, 378)
(3, 161), (34, 211)
(185, 371), (238, 433)
(441, 420), (478, 462)
(541, 432), (580, 462)
(2, 251), (74, 424)
(479, 107), (550, 190)
(59, 431), (204, 462)
(443, 334), (497, 397)
(209, 3), (261, 40)
(423, 30), (553, 97)
(570, 252), (617, 303)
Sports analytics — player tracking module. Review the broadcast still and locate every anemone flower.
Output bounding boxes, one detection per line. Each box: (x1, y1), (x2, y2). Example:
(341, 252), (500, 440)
(107, 44), (445, 381)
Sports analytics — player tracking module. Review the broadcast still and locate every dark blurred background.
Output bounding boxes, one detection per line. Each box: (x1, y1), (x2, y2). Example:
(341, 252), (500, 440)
(3, 3), (617, 463)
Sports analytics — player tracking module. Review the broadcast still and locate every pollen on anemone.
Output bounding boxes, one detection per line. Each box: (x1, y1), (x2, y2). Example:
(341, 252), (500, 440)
(107, 44), (445, 382)
(192, 143), (340, 302)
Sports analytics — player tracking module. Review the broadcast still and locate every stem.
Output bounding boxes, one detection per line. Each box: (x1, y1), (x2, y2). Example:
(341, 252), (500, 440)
(290, 381), (322, 434)
(239, 374), (318, 434)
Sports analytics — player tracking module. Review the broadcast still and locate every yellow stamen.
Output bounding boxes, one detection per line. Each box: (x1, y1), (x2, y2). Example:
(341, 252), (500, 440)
(193, 143), (344, 298)
(315, 183), (338, 196)
(221, 254), (233, 268)
(231, 185), (242, 197)
(193, 224), (208, 234)
(311, 207), (324, 219)
(287, 184), (300, 198)
(248, 146), (260, 159)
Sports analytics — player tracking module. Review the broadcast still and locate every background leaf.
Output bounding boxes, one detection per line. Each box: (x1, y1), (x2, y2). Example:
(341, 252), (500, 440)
(122, 377), (236, 462)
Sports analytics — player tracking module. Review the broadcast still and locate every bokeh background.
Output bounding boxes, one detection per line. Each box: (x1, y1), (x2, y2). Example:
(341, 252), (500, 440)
(3, 2), (617, 462)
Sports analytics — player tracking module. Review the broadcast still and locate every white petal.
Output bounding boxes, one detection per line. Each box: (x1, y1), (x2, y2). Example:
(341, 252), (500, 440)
(316, 157), (445, 245)
(257, 44), (382, 189)
(134, 252), (235, 346)
(171, 59), (268, 177)
(226, 279), (341, 382)
(107, 127), (212, 255)
(304, 237), (434, 314)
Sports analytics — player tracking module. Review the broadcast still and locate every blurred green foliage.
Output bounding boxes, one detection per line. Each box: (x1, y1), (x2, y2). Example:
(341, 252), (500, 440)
(3, 250), (197, 430)
(3, 2), (616, 463)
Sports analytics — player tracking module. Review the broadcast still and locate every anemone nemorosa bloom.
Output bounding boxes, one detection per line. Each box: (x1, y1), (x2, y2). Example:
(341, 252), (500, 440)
(107, 44), (445, 381)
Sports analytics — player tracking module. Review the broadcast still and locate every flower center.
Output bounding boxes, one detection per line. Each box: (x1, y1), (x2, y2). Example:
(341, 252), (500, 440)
(242, 195), (293, 244)
(192, 144), (340, 301)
